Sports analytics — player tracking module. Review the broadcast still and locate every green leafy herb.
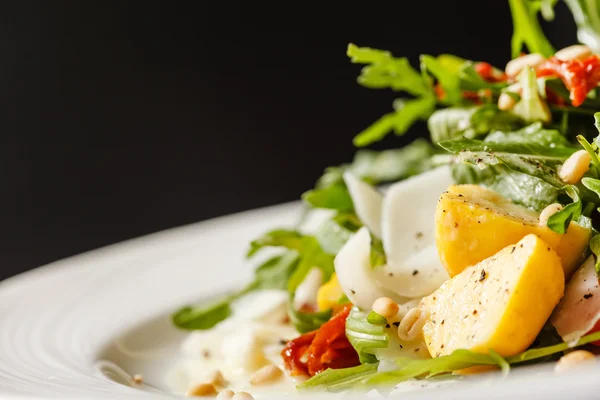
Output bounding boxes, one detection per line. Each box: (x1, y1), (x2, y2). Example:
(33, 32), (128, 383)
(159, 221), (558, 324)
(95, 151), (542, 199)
(298, 363), (379, 392)
(547, 186), (582, 233)
(364, 349), (504, 388)
(172, 252), (299, 330)
(508, 0), (555, 58)
(302, 185), (354, 211)
(366, 311), (388, 326)
(589, 234), (600, 273)
(345, 307), (389, 364)
(421, 54), (461, 104)
(287, 237), (334, 293)
(289, 305), (332, 334)
(247, 229), (303, 258)
(315, 219), (354, 255)
(489, 350), (511, 376)
(485, 122), (570, 147)
(578, 135), (600, 178)
(172, 295), (234, 331)
(358, 329), (600, 390)
(369, 233), (387, 268)
(428, 105), (524, 144)
(353, 96), (435, 147)
(563, 0), (600, 53)
(511, 67), (552, 123)
(453, 163), (558, 211)
(349, 138), (439, 183)
(347, 44), (430, 95)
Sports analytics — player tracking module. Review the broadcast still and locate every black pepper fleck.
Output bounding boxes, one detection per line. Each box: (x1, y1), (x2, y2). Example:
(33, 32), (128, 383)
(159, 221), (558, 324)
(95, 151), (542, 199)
(414, 348), (420, 352)
(510, 247), (516, 254)
(473, 310), (478, 315)
(441, 320), (445, 325)
(350, 289), (356, 294)
(388, 272), (394, 277)
(584, 293), (594, 299)
(202, 350), (211, 358)
(279, 339), (288, 345)
(385, 324), (390, 328)
(399, 344), (403, 349)
(416, 232), (423, 239)
(412, 270), (419, 276)
(454, 222), (459, 228)
(393, 322), (400, 327)
(479, 269), (487, 282)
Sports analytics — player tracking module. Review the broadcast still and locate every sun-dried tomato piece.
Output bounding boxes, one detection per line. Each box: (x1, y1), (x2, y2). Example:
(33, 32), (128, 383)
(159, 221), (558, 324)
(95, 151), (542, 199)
(536, 56), (600, 107)
(281, 304), (360, 377)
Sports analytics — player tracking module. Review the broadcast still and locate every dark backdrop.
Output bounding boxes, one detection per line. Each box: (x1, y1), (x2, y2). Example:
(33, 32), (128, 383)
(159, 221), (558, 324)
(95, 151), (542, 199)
(1, 1), (577, 280)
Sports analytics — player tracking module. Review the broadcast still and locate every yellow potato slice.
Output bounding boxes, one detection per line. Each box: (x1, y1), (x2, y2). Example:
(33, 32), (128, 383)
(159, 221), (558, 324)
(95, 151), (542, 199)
(436, 184), (590, 277)
(421, 234), (564, 357)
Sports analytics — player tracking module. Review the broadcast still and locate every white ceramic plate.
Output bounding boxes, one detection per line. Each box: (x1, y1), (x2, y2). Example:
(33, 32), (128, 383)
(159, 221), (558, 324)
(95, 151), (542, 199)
(2, 202), (600, 400)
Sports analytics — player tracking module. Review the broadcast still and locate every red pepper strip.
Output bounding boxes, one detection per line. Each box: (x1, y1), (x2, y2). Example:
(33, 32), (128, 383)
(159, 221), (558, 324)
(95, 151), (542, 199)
(281, 304), (360, 377)
(475, 62), (507, 83)
(536, 56), (600, 107)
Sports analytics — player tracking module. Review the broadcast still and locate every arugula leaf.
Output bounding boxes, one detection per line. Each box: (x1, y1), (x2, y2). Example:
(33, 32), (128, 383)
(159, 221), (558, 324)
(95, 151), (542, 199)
(439, 137), (576, 187)
(247, 229), (303, 258)
(287, 237), (334, 293)
(347, 43), (430, 96)
(511, 67), (551, 123)
(489, 350), (510, 376)
(284, 236), (335, 332)
(172, 295), (234, 331)
(349, 138), (438, 183)
(546, 186), (582, 233)
(428, 105), (523, 143)
(364, 349), (504, 387)
(369, 233), (387, 268)
(172, 252), (299, 330)
(366, 311), (388, 326)
(458, 62), (509, 92)
(361, 329), (600, 389)
(486, 122), (570, 147)
(563, 0), (600, 53)
(315, 218), (354, 255)
(289, 305), (332, 334)
(508, 0), (555, 58)
(589, 234), (600, 273)
(578, 135), (600, 177)
(302, 185), (354, 211)
(298, 363), (379, 392)
(453, 163), (559, 211)
(353, 96), (435, 147)
(345, 307), (389, 364)
(421, 55), (461, 104)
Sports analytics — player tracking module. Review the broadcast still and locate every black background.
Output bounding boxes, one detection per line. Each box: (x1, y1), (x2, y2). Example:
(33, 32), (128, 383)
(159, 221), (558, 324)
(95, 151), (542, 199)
(2, 1), (578, 280)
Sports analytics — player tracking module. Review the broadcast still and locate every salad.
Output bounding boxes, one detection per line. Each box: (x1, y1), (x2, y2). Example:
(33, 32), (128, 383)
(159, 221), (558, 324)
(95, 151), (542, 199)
(169, 1), (600, 398)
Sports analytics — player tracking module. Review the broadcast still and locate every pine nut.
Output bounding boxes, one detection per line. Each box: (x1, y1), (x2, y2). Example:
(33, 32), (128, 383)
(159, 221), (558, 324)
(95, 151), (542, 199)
(398, 308), (429, 341)
(186, 382), (217, 397)
(505, 53), (545, 77)
(132, 374), (143, 385)
(558, 150), (591, 184)
(498, 92), (517, 111)
(554, 45), (592, 61)
(554, 350), (596, 372)
(372, 297), (399, 320)
(217, 390), (235, 400)
(539, 203), (563, 227)
(249, 364), (283, 385)
(232, 392), (254, 400)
